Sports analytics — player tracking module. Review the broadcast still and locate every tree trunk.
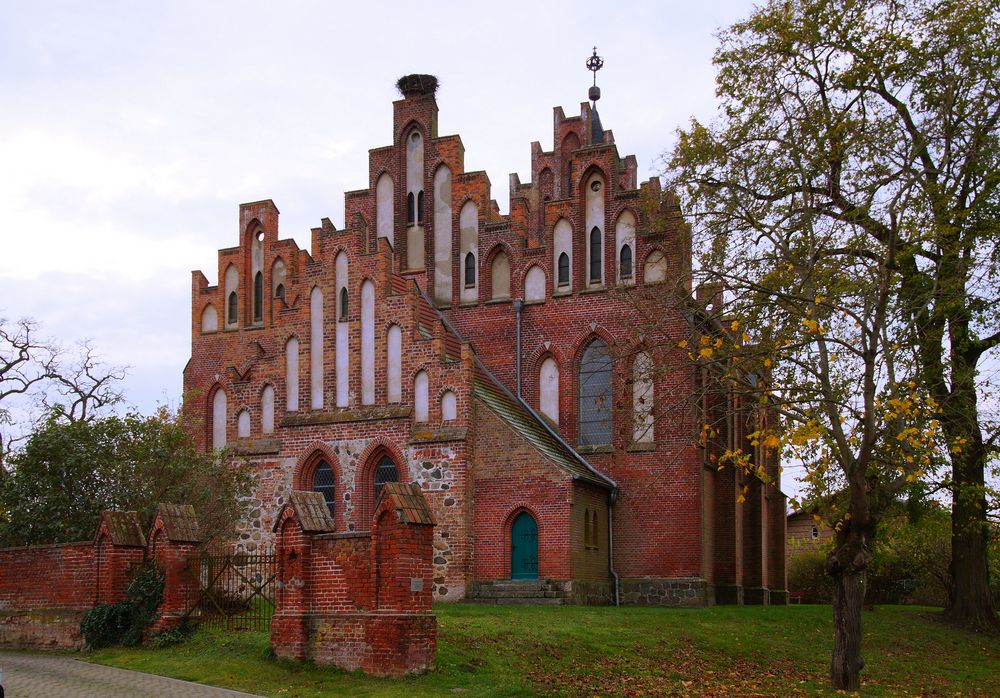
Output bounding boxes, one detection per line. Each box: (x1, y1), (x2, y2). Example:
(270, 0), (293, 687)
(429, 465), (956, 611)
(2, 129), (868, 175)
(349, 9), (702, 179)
(828, 528), (872, 692)
(830, 561), (867, 690)
(947, 447), (999, 631)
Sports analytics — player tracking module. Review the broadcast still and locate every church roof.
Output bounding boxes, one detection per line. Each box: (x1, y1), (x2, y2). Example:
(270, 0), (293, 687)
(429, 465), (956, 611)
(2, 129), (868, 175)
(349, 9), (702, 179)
(472, 375), (614, 488)
(411, 279), (616, 491)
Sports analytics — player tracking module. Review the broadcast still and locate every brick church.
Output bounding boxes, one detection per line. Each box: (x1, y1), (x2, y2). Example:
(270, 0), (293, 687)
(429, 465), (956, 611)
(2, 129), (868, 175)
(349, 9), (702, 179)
(183, 68), (788, 606)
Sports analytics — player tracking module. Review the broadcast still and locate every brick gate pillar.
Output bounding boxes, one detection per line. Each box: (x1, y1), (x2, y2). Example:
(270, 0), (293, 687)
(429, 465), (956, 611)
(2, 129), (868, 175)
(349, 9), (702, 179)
(147, 504), (202, 635)
(270, 491), (333, 662)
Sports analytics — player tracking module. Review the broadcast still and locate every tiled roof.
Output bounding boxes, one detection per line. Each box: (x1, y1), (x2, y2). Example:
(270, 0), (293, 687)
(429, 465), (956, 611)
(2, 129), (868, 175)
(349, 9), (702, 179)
(288, 490), (336, 533)
(472, 373), (614, 489)
(377, 482), (435, 525)
(98, 511), (146, 547)
(155, 503), (201, 543)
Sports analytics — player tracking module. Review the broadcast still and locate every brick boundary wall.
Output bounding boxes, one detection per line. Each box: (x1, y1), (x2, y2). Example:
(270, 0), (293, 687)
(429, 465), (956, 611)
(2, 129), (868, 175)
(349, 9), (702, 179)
(270, 484), (436, 677)
(0, 511), (146, 650)
(1, 497), (438, 676)
(0, 509), (200, 650)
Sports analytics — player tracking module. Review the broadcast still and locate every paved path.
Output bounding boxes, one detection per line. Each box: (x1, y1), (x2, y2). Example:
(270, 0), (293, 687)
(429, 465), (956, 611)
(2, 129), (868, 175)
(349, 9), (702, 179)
(0, 651), (265, 697)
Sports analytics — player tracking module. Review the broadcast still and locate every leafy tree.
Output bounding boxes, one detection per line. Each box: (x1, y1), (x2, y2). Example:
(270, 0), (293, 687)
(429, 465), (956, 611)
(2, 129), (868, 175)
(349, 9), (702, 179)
(0, 407), (251, 546)
(662, 0), (1000, 688)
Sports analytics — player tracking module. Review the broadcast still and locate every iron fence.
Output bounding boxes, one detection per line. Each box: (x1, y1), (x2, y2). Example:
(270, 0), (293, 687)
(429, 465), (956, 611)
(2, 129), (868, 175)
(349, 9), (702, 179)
(184, 548), (276, 632)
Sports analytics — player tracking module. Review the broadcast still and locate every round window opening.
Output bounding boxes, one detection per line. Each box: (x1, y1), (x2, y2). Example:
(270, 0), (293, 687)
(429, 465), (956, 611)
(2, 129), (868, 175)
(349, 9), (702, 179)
(590, 181), (602, 192)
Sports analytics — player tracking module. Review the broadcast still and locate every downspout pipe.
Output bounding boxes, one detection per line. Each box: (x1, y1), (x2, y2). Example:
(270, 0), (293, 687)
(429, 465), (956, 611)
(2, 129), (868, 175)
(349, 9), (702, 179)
(609, 489), (620, 606)
(513, 296), (620, 606)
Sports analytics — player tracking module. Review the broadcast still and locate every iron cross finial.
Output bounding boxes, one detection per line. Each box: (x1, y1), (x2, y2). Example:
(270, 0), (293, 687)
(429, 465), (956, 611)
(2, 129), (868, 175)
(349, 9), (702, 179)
(586, 47), (604, 87)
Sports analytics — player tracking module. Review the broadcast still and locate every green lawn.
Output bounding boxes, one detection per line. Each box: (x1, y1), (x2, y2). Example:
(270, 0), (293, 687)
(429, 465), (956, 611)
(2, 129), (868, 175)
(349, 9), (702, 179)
(85, 604), (999, 697)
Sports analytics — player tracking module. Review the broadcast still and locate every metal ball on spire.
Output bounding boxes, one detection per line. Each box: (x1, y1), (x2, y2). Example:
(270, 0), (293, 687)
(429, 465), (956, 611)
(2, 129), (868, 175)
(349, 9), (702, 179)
(586, 46), (603, 103)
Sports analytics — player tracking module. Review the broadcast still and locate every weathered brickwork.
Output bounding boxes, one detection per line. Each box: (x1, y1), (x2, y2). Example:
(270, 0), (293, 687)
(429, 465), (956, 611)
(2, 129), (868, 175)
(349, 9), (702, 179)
(0, 499), (438, 674)
(270, 486), (436, 676)
(0, 511), (146, 650)
(183, 74), (787, 606)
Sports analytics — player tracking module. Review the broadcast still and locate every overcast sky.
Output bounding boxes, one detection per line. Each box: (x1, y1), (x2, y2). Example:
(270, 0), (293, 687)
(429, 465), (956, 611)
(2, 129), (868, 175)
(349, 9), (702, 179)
(1, 0), (774, 461)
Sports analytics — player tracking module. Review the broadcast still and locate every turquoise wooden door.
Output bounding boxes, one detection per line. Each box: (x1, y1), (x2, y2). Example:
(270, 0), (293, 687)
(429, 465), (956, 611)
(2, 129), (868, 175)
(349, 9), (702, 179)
(510, 512), (539, 579)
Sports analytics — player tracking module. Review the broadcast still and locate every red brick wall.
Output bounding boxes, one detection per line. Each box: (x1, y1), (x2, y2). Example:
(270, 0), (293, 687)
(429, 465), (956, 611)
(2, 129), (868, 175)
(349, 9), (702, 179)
(270, 488), (436, 676)
(0, 542), (96, 613)
(571, 483), (610, 583)
(471, 400), (573, 581)
(0, 535), (143, 650)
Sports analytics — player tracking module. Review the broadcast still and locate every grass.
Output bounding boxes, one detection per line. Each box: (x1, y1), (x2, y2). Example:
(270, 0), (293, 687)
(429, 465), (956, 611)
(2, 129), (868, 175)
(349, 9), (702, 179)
(84, 604), (1000, 697)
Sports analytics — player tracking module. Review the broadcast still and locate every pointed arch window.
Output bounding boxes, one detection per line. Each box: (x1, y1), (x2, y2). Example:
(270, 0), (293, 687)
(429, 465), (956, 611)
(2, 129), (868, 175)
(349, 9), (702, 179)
(619, 245), (633, 279)
(407, 192), (415, 225)
(339, 288), (348, 321)
(275, 284), (285, 301)
(579, 338), (612, 446)
(558, 252), (570, 286)
(227, 292), (238, 325)
(374, 455), (398, 501)
(417, 191), (424, 225)
(312, 460), (335, 516)
(253, 271), (263, 322)
(589, 227), (602, 283)
(464, 252), (476, 288)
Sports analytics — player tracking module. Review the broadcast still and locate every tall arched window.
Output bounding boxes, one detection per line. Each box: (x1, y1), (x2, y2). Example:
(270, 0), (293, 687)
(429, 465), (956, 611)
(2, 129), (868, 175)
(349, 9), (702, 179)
(619, 245), (633, 280)
(490, 251), (510, 300)
(374, 455), (398, 501)
(339, 288), (348, 321)
(464, 252), (476, 287)
(201, 304), (218, 333)
(224, 264), (239, 328)
(579, 338), (612, 446)
(313, 460), (335, 515)
(407, 192), (415, 225)
(589, 227), (602, 284)
(211, 388), (227, 450)
(414, 370), (429, 422)
(441, 390), (457, 421)
(253, 271), (263, 322)
(417, 191), (424, 224)
(261, 385), (275, 434)
(360, 280), (375, 405)
(539, 356), (559, 423)
(237, 409), (251, 438)
(387, 324), (402, 403)
(558, 252), (570, 286)
(286, 337), (299, 412)
(310, 287), (324, 409)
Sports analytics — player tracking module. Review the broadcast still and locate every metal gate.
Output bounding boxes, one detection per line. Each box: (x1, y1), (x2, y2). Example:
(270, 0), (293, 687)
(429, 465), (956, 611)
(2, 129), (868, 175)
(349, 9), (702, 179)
(184, 548), (276, 631)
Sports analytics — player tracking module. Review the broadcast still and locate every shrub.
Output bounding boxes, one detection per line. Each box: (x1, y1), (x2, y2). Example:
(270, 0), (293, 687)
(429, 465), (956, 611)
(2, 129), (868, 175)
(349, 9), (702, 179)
(81, 565), (165, 649)
(80, 601), (133, 649)
(787, 547), (834, 603)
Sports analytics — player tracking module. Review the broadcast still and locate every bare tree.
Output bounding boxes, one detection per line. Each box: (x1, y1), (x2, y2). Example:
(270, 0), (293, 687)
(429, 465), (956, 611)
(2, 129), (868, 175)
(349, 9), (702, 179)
(0, 317), (126, 464)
